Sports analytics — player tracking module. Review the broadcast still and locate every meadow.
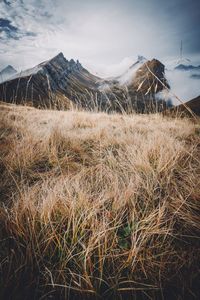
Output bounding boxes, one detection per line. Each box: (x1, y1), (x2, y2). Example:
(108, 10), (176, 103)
(0, 102), (199, 299)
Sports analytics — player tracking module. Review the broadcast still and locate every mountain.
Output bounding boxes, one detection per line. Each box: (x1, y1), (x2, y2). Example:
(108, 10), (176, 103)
(125, 58), (170, 112)
(191, 74), (200, 79)
(175, 64), (200, 71)
(0, 53), (170, 112)
(175, 95), (200, 116)
(0, 65), (17, 83)
(102, 58), (169, 93)
(99, 58), (170, 112)
(0, 53), (101, 109)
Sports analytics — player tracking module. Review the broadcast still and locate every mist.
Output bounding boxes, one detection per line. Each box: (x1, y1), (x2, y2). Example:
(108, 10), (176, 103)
(164, 69), (200, 105)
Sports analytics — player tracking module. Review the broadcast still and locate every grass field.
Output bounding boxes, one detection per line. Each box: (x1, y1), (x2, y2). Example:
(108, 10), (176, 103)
(0, 103), (200, 299)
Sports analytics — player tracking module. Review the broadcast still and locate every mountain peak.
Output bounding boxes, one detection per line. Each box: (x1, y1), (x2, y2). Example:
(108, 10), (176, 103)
(52, 52), (65, 60)
(5, 65), (16, 71)
(132, 58), (169, 94)
(46, 53), (83, 71)
(0, 65), (17, 74)
(0, 65), (17, 83)
(144, 59), (165, 73)
(57, 52), (64, 58)
(48, 52), (66, 64)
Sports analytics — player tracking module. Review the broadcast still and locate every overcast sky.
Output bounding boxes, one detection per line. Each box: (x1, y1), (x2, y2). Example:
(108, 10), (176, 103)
(0, 0), (200, 76)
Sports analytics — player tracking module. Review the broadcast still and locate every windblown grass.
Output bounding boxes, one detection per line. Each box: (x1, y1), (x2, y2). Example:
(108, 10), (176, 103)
(0, 103), (199, 299)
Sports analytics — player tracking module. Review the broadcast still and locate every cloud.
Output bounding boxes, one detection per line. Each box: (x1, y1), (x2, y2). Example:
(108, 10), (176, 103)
(0, 18), (19, 39)
(0, 16), (37, 41)
(0, 0), (199, 78)
(166, 69), (200, 104)
(156, 68), (200, 105)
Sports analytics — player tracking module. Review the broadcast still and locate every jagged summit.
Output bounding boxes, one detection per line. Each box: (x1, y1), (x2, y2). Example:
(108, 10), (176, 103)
(46, 53), (83, 72)
(52, 52), (65, 60)
(46, 52), (65, 64)
(144, 59), (165, 75)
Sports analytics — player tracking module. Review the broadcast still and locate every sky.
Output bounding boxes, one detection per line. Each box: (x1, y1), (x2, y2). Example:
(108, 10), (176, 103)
(0, 0), (200, 77)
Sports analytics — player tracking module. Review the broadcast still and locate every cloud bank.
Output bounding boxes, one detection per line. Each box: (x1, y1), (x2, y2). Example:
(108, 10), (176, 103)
(0, 0), (199, 75)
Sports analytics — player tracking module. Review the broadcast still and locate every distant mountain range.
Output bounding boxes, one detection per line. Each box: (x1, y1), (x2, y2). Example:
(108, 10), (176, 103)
(0, 52), (199, 114)
(174, 63), (200, 82)
(191, 74), (200, 79)
(175, 64), (200, 71)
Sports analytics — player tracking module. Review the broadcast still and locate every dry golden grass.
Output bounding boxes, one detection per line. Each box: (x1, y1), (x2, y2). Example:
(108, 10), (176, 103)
(0, 103), (200, 299)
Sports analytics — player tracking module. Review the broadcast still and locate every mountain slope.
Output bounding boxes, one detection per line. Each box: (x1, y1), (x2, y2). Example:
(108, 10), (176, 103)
(176, 95), (200, 116)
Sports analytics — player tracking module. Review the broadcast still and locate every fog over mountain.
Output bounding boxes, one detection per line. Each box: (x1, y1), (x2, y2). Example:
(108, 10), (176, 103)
(165, 68), (200, 105)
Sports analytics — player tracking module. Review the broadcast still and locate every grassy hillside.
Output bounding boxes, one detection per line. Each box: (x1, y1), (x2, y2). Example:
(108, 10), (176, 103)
(0, 103), (200, 299)
(175, 95), (200, 116)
